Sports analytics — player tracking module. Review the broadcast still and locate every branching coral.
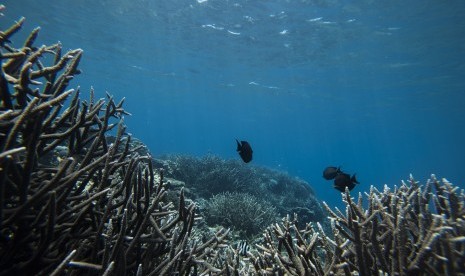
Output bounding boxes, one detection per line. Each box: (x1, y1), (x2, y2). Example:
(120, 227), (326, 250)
(251, 175), (465, 275)
(0, 14), (229, 275)
(205, 192), (279, 238)
(157, 155), (257, 197)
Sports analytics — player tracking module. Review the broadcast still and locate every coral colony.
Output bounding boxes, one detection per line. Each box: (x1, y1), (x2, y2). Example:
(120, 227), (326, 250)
(0, 13), (228, 275)
(1, 8), (465, 276)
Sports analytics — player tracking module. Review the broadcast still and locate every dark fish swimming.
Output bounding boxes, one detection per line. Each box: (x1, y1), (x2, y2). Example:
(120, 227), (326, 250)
(236, 139), (253, 163)
(333, 173), (359, 192)
(323, 166), (341, 180)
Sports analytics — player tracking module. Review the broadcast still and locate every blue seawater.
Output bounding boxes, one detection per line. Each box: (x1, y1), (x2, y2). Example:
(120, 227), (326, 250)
(2, 0), (465, 208)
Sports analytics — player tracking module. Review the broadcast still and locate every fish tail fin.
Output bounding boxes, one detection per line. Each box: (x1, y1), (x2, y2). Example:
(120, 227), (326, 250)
(352, 174), (360, 184)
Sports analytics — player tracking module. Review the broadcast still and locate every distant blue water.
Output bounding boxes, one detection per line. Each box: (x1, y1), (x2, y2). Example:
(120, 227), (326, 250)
(2, 0), (465, 208)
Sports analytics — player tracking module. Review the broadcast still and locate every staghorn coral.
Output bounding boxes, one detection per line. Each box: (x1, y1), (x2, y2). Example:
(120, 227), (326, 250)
(0, 13), (229, 275)
(251, 175), (465, 275)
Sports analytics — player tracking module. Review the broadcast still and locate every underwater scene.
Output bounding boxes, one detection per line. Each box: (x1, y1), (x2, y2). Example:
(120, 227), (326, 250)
(1, 0), (465, 275)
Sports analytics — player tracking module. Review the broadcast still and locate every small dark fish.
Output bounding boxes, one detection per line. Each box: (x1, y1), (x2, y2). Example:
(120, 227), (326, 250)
(333, 173), (359, 192)
(236, 139), (253, 163)
(323, 166), (342, 180)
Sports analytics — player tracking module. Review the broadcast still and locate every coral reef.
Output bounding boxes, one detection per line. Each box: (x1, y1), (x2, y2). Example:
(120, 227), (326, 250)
(250, 175), (465, 275)
(2, 7), (465, 276)
(0, 14), (229, 275)
(154, 154), (328, 240)
(156, 154), (326, 226)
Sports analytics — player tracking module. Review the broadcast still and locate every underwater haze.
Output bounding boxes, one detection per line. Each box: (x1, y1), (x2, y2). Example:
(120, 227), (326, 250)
(3, 0), (465, 207)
